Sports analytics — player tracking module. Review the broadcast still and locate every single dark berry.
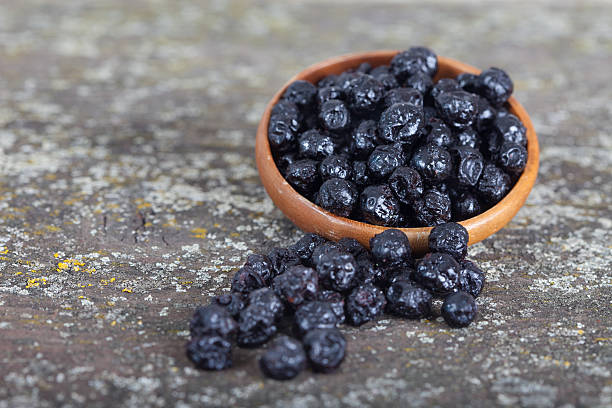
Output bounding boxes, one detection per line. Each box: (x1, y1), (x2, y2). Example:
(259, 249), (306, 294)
(275, 152), (297, 174)
(316, 178), (358, 218)
(456, 72), (479, 93)
(268, 114), (298, 152)
(441, 291), (478, 327)
(367, 144), (406, 180)
(428, 222), (469, 261)
(476, 97), (497, 132)
(384, 87), (423, 109)
(352, 161), (370, 186)
(452, 192), (481, 221)
(346, 283), (386, 326)
(369, 229), (413, 268)
(316, 248), (359, 292)
(237, 304), (278, 347)
(497, 141), (527, 173)
(213, 293), (246, 319)
(376, 72), (400, 91)
(267, 247), (301, 277)
(457, 260), (485, 298)
(410, 143), (452, 182)
(350, 120), (379, 159)
(319, 155), (352, 180)
(389, 166), (423, 204)
(385, 265), (416, 286)
(435, 90), (479, 129)
(272, 265), (318, 309)
(454, 127), (479, 149)
(231, 265), (266, 294)
(405, 72), (433, 95)
(316, 86), (344, 106)
(493, 114), (527, 146)
(317, 290), (346, 324)
(248, 288), (285, 321)
(385, 280), (432, 318)
(477, 163), (511, 204)
(391, 47), (438, 81)
(282, 80), (317, 108)
(449, 146), (484, 187)
(477, 67), (513, 107)
(347, 74), (385, 114)
(426, 119), (455, 147)
(429, 78), (460, 101)
(378, 102), (424, 144)
(289, 233), (327, 266)
(311, 241), (345, 269)
(186, 335), (232, 371)
(414, 252), (460, 296)
(319, 99), (351, 131)
(302, 328), (346, 372)
(412, 188), (452, 226)
(294, 301), (339, 336)
(190, 305), (238, 340)
(298, 129), (335, 160)
(337, 71), (363, 93)
(244, 254), (274, 285)
(285, 159), (320, 196)
(259, 336), (307, 380)
(271, 100), (301, 122)
(360, 184), (401, 226)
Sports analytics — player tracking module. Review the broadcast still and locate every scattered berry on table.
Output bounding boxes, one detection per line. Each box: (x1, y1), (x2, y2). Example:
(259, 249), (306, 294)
(441, 291), (478, 327)
(302, 328), (347, 372)
(294, 301), (340, 336)
(186, 335), (233, 371)
(260, 335), (307, 380)
(346, 283), (387, 326)
(189, 304), (238, 340)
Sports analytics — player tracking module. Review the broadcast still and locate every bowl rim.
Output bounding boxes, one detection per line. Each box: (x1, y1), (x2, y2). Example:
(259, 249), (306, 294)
(255, 50), (539, 252)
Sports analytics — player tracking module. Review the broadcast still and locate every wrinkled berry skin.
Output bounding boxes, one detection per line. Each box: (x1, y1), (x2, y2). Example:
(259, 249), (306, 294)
(285, 159), (320, 196)
(237, 304), (278, 348)
(415, 252), (460, 295)
(290, 233), (327, 266)
(248, 288), (285, 321)
(378, 102), (424, 144)
(338, 237), (369, 260)
(410, 144), (452, 182)
(302, 328), (346, 372)
(428, 222), (469, 261)
(457, 73), (479, 93)
(435, 90), (479, 129)
(389, 166), (423, 204)
(213, 293), (246, 319)
(316, 178), (358, 218)
(430, 78), (460, 101)
(385, 280), (432, 319)
(352, 161), (370, 186)
(273, 265), (319, 309)
(477, 67), (513, 107)
(282, 80), (317, 108)
(267, 247), (301, 277)
(493, 114), (527, 146)
(453, 192), (481, 221)
(275, 152), (296, 174)
(316, 86), (344, 106)
(186, 335), (232, 371)
(320, 155), (353, 180)
(405, 72), (433, 95)
(391, 47), (438, 81)
(316, 248), (359, 292)
(298, 129), (335, 160)
(245, 254), (274, 285)
(318, 290), (346, 324)
(268, 115), (298, 152)
(319, 99), (351, 131)
(384, 88), (423, 109)
(360, 185), (401, 226)
(311, 241), (345, 269)
(294, 301), (339, 336)
(348, 75), (385, 114)
(190, 305), (238, 340)
(497, 141), (527, 173)
(259, 336), (307, 380)
(449, 146), (484, 187)
(231, 265), (266, 295)
(458, 260), (486, 298)
(412, 188), (452, 226)
(271, 100), (301, 122)
(426, 119), (455, 148)
(367, 144), (406, 180)
(477, 163), (511, 204)
(454, 127), (479, 149)
(346, 283), (387, 326)
(369, 229), (413, 268)
(441, 291), (478, 327)
(350, 120), (378, 159)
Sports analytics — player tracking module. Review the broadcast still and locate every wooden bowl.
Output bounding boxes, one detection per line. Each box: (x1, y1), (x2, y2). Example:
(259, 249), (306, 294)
(255, 50), (539, 254)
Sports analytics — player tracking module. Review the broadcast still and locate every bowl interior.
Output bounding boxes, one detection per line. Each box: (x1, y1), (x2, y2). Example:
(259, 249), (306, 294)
(255, 51), (539, 254)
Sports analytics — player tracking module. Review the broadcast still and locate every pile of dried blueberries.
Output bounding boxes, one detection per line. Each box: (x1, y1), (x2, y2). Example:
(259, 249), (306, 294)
(187, 222), (484, 379)
(268, 47), (528, 226)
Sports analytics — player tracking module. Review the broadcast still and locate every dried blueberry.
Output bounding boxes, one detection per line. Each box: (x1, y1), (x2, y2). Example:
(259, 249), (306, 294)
(244, 254), (274, 285)
(497, 141), (527, 173)
(316, 86), (344, 106)
(412, 188), (452, 226)
(385, 280), (432, 319)
(319, 155), (353, 180)
(259, 335), (306, 380)
(414, 252), (460, 296)
(425, 119), (455, 147)
(457, 260), (485, 298)
(317, 290), (346, 324)
(231, 265), (266, 294)
(405, 72), (433, 96)
(409, 143), (452, 182)
(428, 222), (469, 261)
(441, 291), (478, 327)
(289, 233), (327, 266)
(298, 129), (335, 160)
(456, 72), (479, 93)
(435, 90), (479, 129)
(350, 120), (378, 159)
(294, 301), (339, 336)
(477, 67), (513, 107)
(282, 80), (317, 108)
(493, 114), (527, 146)
(268, 114), (298, 152)
(189, 304), (238, 340)
(369, 229), (413, 268)
(213, 293), (246, 319)
(384, 87), (423, 109)
(352, 160), (370, 186)
(389, 166), (423, 204)
(476, 97), (497, 132)
(477, 163), (511, 204)
(430, 78), (460, 101)
(367, 144), (406, 180)
(346, 283), (387, 326)
(359, 184), (401, 226)
(316, 248), (359, 292)
(267, 247), (301, 277)
(449, 146), (484, 187)
(347, 74), (385, 114)
(379, 102), (424, 144)
(237, 304), (277, 347)
(391, 47), (438, 81)
(319, 99), (351, 131)
(454, 127), (479, 149)
(186, 335), (232, 371)
(285, 159), (320, 196)
(248, 288), (285, 321)
(452, 192), (481, 221)
(302, 328), (346, 372)
(316, 178), (358, 218)
(272, 265), (319, 309)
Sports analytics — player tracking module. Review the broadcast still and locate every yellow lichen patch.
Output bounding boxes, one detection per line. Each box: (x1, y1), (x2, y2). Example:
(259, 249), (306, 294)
(191, 227), (208, 239)
(78, 296), (86, 299)
(577, 329), (584, 335)
(56, 258), (87, 273)
(137, 202), (152, 210)
(0, 247), (8, 255)
(45, 225), (61, 232)
(230, 232), (240, 237)
(110, 320), (117, 326)
(162, 218), (177, 228)
(25, 277), (48, 288)
(54, 252), (60, 258)
(122, 288), (132, 293)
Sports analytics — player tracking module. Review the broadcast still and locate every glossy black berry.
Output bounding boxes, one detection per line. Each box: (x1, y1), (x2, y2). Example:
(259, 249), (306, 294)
(476, 97), (497, 132)
(294, 301), (339, 336)
(349, 120), (378, 159)
(414, 252), (460, 296)
(497, 141), (527, 173)
(385, 280), (432, 318)
(347, 74), (385, 114)
(477, 163), (511, 204)
(405, 72), (433, 95)
(237, 304), (278, 348)
(378, 102), (424, 144)
(410, 143), (452, 182)
(391, 47), (438, 81)
(213, 293), (247, 319)
(275, 152), (296, 174)
(311, 241), (345, 269)
(367, 144), (406, 180)
(298, 129), (335, 160)
(428, 222), (469, 261)
(272, 265), (318, 309)
(285, 159), (320, 196)
(454, 127), (479, 149)
(425, 119), (455, 147)
(244, 254), (274, 285)
(186, 335), (232, 371)
(449, 146), (484, 187)
(317, 290), (346, 324)
(456, 73), (479, 93)
(317, 74), (339, 89)
(352, 161), (370, 186)
(248, 288), (285, 321)
(231, 265), (266, 294)
(359, 184), (401, 226)
(452, 192), (481, 221)
(316, 178), (358, 218)
(316, 248), (359, 292)
(346, 283), (387, 326)
(389, 166), (423, 204)
(282, 80), (317, 108)
(441, 291), (478, 327)
(267, 247), (301, 277)
(289, 233), (327, 266)
(457, 260), (485, 298)
(369, 229), (412, 268)
(190, 304), (238, 341)
(338, 237), (369, 261)
(384, 87), (423, 109)
(268, 115), (298, 152)
(271, 100), (301, 122)
(412, 188), (452, 226)
(430, 78), (460, 101)
(319, 99), (351, 131)
(319, 155), (352, 180)
(302, 328), (346, 372)
(316, 86), (344, 106)
(477, 67), (513, 107)
(435, 90), (478, 129)
(259, 336), (306, 380)
(493, 114), (527, 146)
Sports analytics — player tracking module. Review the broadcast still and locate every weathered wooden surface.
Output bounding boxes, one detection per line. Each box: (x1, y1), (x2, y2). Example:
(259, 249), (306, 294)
(0, 1), (610, 407)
